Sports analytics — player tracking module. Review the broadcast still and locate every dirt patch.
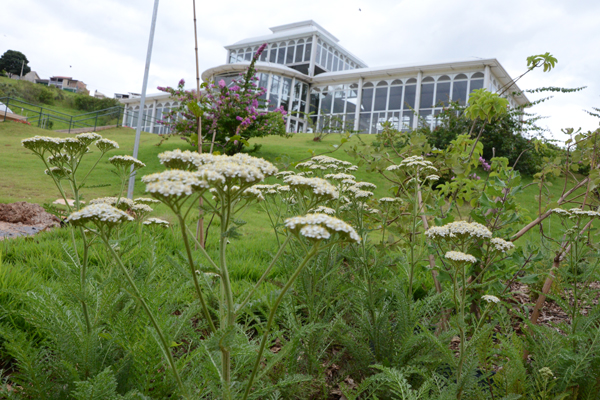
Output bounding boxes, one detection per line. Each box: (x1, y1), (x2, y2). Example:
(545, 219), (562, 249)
(0, 202), (60, 240)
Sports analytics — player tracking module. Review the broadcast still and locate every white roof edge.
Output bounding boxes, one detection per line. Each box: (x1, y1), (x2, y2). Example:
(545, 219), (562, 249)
(270, 20), (339, 42)
(201, 62), (312, 83)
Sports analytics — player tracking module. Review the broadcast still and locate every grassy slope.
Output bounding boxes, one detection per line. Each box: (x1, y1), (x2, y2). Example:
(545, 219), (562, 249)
(0, 122), (585, 245)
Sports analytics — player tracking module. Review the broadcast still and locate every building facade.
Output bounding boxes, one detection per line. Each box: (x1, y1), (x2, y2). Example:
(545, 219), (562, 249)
(121, 20), (528, 134)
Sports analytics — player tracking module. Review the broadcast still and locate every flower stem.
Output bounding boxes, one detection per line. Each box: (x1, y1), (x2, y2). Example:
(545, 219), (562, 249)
(100, 232), (190, 400)
(242, 243), (320, 400)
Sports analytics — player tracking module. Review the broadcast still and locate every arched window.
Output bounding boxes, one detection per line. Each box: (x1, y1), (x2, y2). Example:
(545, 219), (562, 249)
(295, 39), (304, 63)
(454, 73), (468, 80)
(391, 79), (403, 85)
(472, 72), (484, 78)
(269, 44), (278, 63)
(374, 81), (388, 111)
(406, 78), (417, 84)
(436, 76), (451, 105)
(452, 74), (468, 105)
(420, 77), (435, 108)
(389, 80), (403, 110)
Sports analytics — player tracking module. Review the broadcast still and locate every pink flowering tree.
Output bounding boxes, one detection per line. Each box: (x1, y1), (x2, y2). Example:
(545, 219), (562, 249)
(157, 44), (287, 155)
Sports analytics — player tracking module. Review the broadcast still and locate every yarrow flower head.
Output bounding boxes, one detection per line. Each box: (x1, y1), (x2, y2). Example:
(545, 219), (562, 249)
(285, 213), (360, 243)
(95, 138), (119, 153)
(62, 137), (88, 155)
(482, 294), (500, 303)
(379, 197), (401, 203)
(76, 132), (102, 146)
(134, 197), (160, 205)
(284, 175), (339, 201)
(143, 217), (169, 227)
(109, 155), (146, 170)
(89, 196), (135, 211)
(425, 221), (492, 241)
(490, 237), (515, 253)
(445, 251), (477, 264)
(22, 136), (63, 154)
(309, 206), (336, 215)
(66, 203), (133, 227)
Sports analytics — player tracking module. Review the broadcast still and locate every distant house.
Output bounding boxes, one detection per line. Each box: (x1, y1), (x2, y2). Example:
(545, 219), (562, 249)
(48, 76), (88, 94)
(94, 90), (106, 99)
(115, 92), (140, 99)
(35, 78), (49, 86)
(9, 71), (40, 83)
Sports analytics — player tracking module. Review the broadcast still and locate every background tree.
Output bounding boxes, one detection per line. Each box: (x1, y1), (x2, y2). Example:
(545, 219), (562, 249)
(0, 50), (31, 76)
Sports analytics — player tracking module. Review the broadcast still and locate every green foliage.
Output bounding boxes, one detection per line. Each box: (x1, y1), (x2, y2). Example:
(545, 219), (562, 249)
(464, 89), (509, 123)
(0, 50), (31, 76)
(73, 95), (120, 111)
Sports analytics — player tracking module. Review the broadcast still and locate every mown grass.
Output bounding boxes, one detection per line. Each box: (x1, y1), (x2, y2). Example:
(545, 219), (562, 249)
(0, 122), (585, 245)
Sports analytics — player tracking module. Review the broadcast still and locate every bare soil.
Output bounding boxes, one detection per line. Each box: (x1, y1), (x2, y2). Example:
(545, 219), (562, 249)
(0, 202), (60, 240)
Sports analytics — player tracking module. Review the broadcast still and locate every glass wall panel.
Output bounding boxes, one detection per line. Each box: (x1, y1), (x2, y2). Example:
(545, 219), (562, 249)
(269, 75), (280, 110)
(269, 46), (277, 63)
(304, 43), (312, 62)
(286, 45), (294, 64)
(402, 111), (413, 130)
(310, 91), (320, 114)
(418, 110), (432, 128)
(295, 44), (304, 63)
(345, 114), (355, 131)
(327, 52), (333, 70)
(361, 86), (374, 112)
(277, 46), (286, 64)
(281, 77), (292, 111)
(373, 111), (385, 133)
(260, 49), (268, 62)
(320, 91), (333, 114)
(388, 86), (403, 110)
(404, 84), (416, 110)
(420, 80), (435, 109)
(298, 121), (304, 133)
(315, 44), (321, 65)
(229, 53), (236, 63)
(374, 85), (388, 111)
(470, 79), (484, 92)
(359, 113), (371, 133)
(436, 82), (451, 105)
(333, 90), (345, 114)
(244, 52), (251, 61)
(452, 80), (468, 105)
(291, 81), (302, 112)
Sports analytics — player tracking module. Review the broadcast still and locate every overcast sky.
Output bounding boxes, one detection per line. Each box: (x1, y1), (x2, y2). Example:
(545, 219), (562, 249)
(2, 0), (599, 141)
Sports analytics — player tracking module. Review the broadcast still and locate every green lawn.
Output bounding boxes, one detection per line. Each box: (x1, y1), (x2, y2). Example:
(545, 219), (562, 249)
(0, 122), (585, 244)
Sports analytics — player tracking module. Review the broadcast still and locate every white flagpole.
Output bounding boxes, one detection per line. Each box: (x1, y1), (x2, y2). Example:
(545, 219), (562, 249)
(127, 0), (159, 199)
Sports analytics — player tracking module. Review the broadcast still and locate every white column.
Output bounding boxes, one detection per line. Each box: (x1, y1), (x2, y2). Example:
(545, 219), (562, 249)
(484, 65), (491, 91)
(122, 105), (128, 126)
(308, 34), (318, 77)
(413, 71), (423, 130)
(354, 77), (363, 132)
(286, 77), (295, 132)
(226, 49), (231, 64)
(303, 83), (311, 133)
(149, 99), (157, 133)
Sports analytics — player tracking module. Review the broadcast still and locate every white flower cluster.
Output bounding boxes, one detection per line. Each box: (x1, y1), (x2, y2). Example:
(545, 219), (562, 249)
(300, 225), (331, 240)
(569, 208), (600, 218)
(143, 217), (169, 227)
(241, 187), (265, 201)
(353, 181), (377, 189)
(253, 184), (280, 195)
(283, 175), (339, 200)
(445, 251), (477, 263)
(551, 208), (570, 215)
(109, 155), (146, 169)
(208, 161), (264, 183)
(309, 206), (336, 215)
(424, 175), (440, 181)
(324, 173), (356, 181)
(47, 153), (71, 165)
(344, 185), (374, 199)
(379, 197), (401, 203)
(22, 136), (63, 153)
(481, 294), (500, 303)
(285, 213), (360, 242)
(312, 155), (353, 167)
(275, 171), (295, 178)
(386, 156), (438, 173)
(89, 196), (135, 210)
(490, 237), (515, 253)
(76, 132), (102, 145)
(95, 138), (119, 153)
(66, 203), (133, 226)
(425, 221), (492, 240)
(158, 149), (199, 170)
(143, 170), (220, 199)
(134, 197), (160, 204)
(131, 203), (154, 213)
(277, 185), (291, 192)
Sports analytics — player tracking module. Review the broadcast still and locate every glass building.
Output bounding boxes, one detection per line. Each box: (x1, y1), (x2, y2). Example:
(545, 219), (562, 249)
(121, 20), (529, 134)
